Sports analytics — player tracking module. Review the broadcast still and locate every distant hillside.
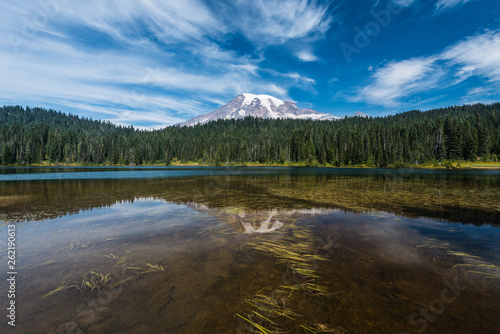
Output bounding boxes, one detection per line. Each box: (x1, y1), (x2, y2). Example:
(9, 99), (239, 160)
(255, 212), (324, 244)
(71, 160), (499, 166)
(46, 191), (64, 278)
(0, 103), (499, 166)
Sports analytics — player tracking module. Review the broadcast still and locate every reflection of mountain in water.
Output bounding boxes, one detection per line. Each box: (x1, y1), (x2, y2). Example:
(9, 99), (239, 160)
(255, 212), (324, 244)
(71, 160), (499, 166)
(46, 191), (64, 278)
(186, 203), (337, 233)
(1, 173), (499, 226)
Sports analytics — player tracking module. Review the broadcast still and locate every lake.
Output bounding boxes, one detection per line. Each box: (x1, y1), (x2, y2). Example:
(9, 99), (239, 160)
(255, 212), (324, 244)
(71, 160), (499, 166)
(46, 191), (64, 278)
(0, 167), (499, 333)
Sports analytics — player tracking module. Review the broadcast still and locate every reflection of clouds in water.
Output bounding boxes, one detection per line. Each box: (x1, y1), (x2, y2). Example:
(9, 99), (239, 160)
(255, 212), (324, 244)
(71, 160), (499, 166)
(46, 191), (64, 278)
(363, 214), (482, 266)
(26, 198), (179, 228)
(351, 212), (427, 265)
(17, 199), (196, 252)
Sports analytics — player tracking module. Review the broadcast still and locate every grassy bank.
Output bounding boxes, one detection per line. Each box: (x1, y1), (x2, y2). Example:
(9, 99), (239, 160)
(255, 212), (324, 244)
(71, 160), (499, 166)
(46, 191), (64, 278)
(2, 160), (500, 169)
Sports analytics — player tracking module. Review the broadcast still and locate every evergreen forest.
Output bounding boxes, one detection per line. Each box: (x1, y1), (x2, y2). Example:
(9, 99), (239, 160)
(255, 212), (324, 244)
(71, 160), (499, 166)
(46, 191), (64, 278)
(0, 103), (499, 167)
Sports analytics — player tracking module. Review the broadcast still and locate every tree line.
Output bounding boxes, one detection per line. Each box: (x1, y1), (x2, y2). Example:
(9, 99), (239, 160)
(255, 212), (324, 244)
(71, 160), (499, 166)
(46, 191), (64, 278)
(0, 103), (499, 167)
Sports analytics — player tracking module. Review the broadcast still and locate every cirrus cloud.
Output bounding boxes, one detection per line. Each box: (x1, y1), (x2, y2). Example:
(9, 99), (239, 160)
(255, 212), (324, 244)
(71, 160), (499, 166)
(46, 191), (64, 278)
(0, 0), (332, 127)
(350, 30), (500, 108)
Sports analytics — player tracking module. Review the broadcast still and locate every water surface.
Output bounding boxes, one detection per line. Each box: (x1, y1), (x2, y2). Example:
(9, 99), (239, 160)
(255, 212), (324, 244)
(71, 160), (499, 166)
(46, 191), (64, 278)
(0, 167), (499, 333)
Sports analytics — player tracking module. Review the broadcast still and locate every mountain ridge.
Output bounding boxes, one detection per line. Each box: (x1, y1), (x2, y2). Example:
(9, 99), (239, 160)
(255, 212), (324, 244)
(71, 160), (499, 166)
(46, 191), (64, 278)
(178, 93), (340, 126)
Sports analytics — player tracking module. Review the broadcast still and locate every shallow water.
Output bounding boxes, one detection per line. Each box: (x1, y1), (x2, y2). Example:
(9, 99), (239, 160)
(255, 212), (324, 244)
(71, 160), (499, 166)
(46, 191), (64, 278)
(0, 167), (499, 333)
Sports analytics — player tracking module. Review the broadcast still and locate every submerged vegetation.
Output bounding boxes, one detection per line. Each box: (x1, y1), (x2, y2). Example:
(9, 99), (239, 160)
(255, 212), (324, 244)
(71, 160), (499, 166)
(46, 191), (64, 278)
(247, 225), (329, 283)
(0, 103), (499, 167)
(1, 172), (499, 227)
(238, 224), (344, 333)
(42, 249), (166, 299)
(417, 238), (500, 280)
(80, 271), (112, 292)
(55, 240), (91, 253)
(3, 171), (498, 333)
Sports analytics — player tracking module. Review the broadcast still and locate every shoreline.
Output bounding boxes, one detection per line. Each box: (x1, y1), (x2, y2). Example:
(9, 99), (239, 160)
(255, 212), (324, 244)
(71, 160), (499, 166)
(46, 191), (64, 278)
(2, 162), (500, 170)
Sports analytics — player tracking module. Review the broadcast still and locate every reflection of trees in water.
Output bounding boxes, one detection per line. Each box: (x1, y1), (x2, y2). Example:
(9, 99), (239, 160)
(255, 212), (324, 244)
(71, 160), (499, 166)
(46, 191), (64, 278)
(1, 174), (499, 226)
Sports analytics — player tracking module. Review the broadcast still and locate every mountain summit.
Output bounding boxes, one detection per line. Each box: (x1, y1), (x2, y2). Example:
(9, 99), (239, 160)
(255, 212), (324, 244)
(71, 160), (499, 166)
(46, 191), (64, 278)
(178, 94), (339, 126)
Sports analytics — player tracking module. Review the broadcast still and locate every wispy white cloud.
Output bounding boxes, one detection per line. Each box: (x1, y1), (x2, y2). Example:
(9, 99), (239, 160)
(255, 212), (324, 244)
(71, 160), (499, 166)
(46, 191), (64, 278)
(0, 0), (326, 126)
(461, 86), (500, 106)
(297, 50), (320, 62)
(1, 1), (221, 55)
(63, 103), (188, 130)
(7, 0), (495, 124)
(435, 0), (471, 12)
(441, 30), (500, 83)
(352, 57), (443, 107)
(260, 70), (317, 95)
(0, 39), (292, 126)
(328, 78), (338, 86)
(267, 84), (289, 98)
(223, 0), (334, 46)
(350, 30), (500, 108)
(393, 0), (417, 7)
(56, 0), (223, 46)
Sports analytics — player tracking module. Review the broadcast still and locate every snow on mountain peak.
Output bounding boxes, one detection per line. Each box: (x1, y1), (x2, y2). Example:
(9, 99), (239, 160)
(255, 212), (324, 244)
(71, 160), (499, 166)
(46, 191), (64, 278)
(241, 93), (284, 111)
(177, 93), (339, 126)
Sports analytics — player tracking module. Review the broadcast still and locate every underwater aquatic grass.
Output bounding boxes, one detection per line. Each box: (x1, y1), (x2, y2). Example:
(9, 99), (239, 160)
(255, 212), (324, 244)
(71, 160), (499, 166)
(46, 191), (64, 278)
(115, 256), (127, 267)
(300, 323), (346, 333)
(244, 293), (298, 320)
(80, 271), (112, 292)
(110, 277), (134, 289)
(42, 283), (71, 298)
(42, 251), (167, 299)
(247, 224), (330, 286)
(143, 263), (165, 273)
(417, 238), (500, 280)
(55, 240), (91, 253)
(238, 223), (338, 333)
(19, 258), (57, 270)
(236, 314), (275, 334)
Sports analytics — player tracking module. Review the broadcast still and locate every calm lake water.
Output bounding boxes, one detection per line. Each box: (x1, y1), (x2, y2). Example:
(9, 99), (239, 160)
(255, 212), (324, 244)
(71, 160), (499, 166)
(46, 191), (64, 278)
(0, 167), (499, 334)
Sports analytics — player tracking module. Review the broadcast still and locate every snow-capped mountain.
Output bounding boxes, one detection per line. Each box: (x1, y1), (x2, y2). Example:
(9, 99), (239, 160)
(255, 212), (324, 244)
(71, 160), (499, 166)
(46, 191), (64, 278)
(178, 93), (339, 126)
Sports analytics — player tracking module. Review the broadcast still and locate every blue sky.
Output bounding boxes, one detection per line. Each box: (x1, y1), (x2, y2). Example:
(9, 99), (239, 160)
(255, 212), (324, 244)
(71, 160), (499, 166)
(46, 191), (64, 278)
(1, 0), (500, 128)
